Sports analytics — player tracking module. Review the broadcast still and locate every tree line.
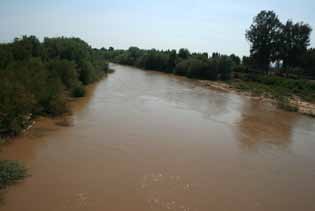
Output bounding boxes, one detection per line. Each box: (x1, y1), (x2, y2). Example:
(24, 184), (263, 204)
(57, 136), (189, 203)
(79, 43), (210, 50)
(103, 10), (314, 80)
(0, 36), (109, 135)
(100, 10), (315, 106)
(1, 11), (314, 135)
(246, 10), (313, 77)
(102, 47), (239, 81)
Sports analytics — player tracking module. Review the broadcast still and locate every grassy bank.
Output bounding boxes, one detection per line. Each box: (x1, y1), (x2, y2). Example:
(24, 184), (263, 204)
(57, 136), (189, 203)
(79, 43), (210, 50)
(232, 74), (315, 101)
(229, 74), (315, 114)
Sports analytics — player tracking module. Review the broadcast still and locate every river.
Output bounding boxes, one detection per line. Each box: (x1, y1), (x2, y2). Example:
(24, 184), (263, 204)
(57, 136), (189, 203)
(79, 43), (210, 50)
(1, 64), (315, 211)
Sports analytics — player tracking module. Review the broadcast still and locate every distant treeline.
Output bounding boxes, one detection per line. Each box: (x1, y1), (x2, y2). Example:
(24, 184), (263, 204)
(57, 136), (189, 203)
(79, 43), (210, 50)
(102, 47), (237, 81)
(98, 10), (315, 108)
(102, 10), (315, 81)
(0, 36), (109, 135)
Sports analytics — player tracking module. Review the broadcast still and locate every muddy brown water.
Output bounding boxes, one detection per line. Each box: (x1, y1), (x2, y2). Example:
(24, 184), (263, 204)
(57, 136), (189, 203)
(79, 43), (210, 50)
(1, 64), (315, 211)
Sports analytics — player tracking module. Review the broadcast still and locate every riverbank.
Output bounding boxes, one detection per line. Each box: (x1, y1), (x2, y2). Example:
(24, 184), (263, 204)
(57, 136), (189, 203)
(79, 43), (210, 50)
(198, 79), (315, 116)
(120, 61), (315, 117)
(111, 58), (315, 117)
(0, 77), (105, 194)
(1, 64), (315, 211)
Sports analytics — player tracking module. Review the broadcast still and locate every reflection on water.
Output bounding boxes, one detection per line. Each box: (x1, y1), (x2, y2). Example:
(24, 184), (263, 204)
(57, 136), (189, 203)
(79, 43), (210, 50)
(237, 100), (296, 150)
(0, 64), (315, 211)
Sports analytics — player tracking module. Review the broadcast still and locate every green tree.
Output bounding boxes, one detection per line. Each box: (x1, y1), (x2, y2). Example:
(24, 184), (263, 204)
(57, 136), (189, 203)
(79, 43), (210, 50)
(217, 56), (233, 80)
(178, 48), (190, 59)
(0, 44), (13, 69)
(168, 50), (177, 71)
(230, 54), (241, 66)
(0, 76), (34, 135)
(79, 60), (96, 84)
(48, 59), (78, 89)
(246, 10), (282, 73)
(11, 35), (41, 60)
(280, 20), (312, 68)
(301, 48), (315, 78)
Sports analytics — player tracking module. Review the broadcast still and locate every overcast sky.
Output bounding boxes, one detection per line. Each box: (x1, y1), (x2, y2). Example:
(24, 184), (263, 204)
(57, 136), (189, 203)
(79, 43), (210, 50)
(0, 0), (314, 56)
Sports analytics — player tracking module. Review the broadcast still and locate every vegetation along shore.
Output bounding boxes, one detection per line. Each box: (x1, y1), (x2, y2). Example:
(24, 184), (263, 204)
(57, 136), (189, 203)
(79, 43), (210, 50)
(1, 9), (315, 195)
(101, 10), (315, 116)
(0, 36), (111, 189)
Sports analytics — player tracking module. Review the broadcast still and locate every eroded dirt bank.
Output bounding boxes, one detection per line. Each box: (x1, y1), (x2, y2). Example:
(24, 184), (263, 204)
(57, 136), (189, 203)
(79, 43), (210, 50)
(197, 80), (315, 116)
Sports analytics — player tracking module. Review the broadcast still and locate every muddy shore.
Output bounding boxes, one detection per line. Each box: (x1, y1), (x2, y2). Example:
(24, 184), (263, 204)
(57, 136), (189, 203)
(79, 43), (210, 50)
(197, 80), (315, 116)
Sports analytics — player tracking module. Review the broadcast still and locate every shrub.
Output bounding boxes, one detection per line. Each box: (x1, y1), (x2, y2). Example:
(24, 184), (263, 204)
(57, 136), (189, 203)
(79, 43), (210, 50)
(48, 60), (78, 89)
(0, 160), (27, 189)
(186, 59), (209, 79)
(233, 65), (249, 73)
(71, 85), (85, 98)
(0, 36), (110, 136)
(205, 59), (219, 80)
(217, 56), (233, 80)
(0, 74), (35, 135)
(78, 60), (97, 85)
(174, 60), (190, 76)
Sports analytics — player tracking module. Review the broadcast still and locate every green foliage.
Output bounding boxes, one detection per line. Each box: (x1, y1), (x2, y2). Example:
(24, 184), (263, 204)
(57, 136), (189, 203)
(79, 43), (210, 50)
(174, 56), (233, 80)
(11, 36), (41, 61)
(230, 54), (241, 66)
(71, 84), (85, 98)
(48, 60), (78, 89)
(280, 21), (312, 68)
(233, 65), (249, 73)
(187, 59), (210, 78)
(175, 58), (211, 79)
(246, 10), (282, 71)
(108, 47), (235, 81)
(0, 160), (27, 189)
(0, 75), (34, 135)
(216, 56), (233, 80)
(174, 59), (190, 76)
(232, 75), (315, 102)
(246, 10), (312, 75)
(0, 44), (13, 69)
(43, 37), (90, 63)
(0, 35), (108, 135)
(178, 48), (190, 59)
(301, 48), (315, 78)
(39, 78), (68, 116)
(79, 60), (97, 84)
(138, 50), (170, 71)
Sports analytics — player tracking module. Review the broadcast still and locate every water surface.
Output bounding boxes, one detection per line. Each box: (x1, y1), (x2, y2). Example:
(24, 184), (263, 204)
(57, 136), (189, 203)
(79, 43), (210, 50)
(1, 64), (315, 211)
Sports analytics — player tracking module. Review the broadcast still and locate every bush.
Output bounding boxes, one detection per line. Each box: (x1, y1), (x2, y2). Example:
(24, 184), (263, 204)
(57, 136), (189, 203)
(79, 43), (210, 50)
(71, 85), (85, 98)
(174, 60), (190, 76)
(0, 74), (35, 135)
(0, 35), (111, 135)
(78, 60), (97, 85)
(48, 60), (78, 89)
(233, 65), (249, 73)
(0, 160), (27, 189)
(186, 59), (209, 78)
(217, 56), (233, 80)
